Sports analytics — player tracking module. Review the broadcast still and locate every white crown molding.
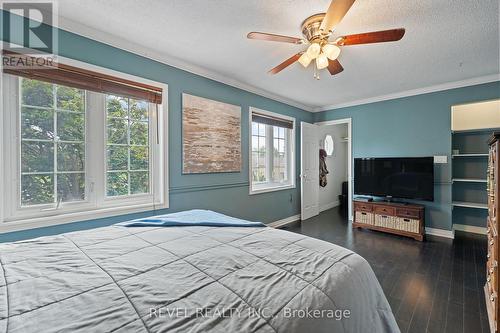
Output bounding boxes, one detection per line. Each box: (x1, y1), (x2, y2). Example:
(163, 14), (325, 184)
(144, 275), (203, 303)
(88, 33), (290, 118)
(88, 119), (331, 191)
(55, 16), (314, 112)
(312, 74), (500, 112)
(52, 15), (499, 114)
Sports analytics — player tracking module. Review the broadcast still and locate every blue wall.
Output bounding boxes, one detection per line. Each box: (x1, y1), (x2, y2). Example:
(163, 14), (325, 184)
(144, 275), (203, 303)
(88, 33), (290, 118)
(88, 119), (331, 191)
(1, 11), (498, 241)
(314, 81), (500, 231)
(0, 12), (313, 242)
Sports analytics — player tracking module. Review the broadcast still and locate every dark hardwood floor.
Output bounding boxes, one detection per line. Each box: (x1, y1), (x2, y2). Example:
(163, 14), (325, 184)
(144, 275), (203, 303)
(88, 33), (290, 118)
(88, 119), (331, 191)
(282, 207), (488, 333)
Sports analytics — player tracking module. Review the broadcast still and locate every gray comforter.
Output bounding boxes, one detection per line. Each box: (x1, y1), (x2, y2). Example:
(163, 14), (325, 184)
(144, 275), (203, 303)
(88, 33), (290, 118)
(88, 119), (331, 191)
(0, 220), (399, 332)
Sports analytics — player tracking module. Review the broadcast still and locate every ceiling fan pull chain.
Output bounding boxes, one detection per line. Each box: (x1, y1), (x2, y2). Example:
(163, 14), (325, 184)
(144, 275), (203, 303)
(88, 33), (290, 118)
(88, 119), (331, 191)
(314, 64), (320, 80)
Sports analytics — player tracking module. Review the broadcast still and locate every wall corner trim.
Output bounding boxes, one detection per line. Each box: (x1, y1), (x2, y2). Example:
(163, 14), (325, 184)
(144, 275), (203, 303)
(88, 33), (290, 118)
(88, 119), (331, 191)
(425, 227), (455, 239)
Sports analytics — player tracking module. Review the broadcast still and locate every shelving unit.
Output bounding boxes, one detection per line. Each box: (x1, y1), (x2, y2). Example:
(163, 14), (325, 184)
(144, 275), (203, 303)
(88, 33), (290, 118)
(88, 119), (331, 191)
(451, 129), (492, 228)
(452, 201), (488, 209)
(452, 178), (487, 183)
(452, 153), (489, 158)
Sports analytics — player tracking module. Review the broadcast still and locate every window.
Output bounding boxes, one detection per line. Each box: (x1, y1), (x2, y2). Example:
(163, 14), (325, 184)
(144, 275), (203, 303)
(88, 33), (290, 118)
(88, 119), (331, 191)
(20, 80), (86, 206)
(252, 122), (267, 182)
(106, 95), (150, 197)
(249, 108), (295, 194)
(2, 67), (167, 227)
(273, 126), (287, 182)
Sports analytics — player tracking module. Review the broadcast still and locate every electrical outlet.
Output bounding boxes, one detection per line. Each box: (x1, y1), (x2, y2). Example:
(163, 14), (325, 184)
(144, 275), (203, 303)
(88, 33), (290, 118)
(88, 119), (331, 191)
(433, 155), (447, 164)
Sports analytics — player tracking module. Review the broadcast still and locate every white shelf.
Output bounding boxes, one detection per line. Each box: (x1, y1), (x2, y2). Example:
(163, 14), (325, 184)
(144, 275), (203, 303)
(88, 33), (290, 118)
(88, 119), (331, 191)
(452, 153), (488, 158)
(452, 127), (500, 134)
(452, 178), (487, 183)
(452, 201), (488, 210)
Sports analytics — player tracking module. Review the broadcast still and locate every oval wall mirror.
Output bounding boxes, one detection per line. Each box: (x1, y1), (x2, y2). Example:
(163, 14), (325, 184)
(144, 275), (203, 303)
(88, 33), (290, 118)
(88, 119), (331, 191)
(324, 135), (334, 156)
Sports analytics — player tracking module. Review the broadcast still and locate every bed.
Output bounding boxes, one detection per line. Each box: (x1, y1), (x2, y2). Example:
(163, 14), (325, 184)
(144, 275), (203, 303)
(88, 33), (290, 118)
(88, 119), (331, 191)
(0, 210), (399, 333)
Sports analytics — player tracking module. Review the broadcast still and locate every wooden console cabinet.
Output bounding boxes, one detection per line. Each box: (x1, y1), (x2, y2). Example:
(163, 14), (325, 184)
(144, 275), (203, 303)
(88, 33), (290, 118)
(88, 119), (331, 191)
(485, 132), (499, 333)
(353, 200), (425, 241)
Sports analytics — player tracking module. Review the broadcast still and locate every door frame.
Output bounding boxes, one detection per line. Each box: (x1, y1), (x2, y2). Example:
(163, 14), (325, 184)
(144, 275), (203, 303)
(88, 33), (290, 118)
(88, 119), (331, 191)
(314, 118), (353, 221)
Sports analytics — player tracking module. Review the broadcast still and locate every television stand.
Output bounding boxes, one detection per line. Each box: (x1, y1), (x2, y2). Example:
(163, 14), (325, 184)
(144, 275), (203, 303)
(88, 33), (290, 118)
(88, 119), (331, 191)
(373, 198), (408, 205)
(355, 196), (373, 202)
(353, 199), (425, 241)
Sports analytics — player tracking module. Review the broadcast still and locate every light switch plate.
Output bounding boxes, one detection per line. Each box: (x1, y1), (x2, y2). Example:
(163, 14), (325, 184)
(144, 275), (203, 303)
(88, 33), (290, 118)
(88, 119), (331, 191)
(434, 155), (448, 164)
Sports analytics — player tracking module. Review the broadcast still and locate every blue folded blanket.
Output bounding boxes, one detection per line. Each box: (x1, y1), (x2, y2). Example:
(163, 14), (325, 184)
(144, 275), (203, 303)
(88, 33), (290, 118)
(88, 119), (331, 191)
(118, 209), (265, 228)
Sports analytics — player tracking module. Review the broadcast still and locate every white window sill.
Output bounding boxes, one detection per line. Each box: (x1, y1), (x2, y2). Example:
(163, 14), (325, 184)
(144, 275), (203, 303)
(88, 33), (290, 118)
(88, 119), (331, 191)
(0, 201), (169, 234)
(249, 183), (295, 195)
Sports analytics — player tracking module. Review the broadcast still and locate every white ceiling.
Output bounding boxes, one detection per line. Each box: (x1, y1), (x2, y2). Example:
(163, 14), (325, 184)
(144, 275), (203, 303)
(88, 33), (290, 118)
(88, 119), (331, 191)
(54, 0), (499, 111)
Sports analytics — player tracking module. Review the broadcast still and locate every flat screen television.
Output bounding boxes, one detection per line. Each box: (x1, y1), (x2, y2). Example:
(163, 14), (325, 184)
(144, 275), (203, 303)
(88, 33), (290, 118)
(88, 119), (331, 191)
(354, 157), (434, 201)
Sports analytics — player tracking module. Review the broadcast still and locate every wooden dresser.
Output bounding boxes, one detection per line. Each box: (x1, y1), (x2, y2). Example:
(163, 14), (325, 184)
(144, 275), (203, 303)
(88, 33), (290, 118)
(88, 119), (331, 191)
(486, 132), (500, 333)
(353, 200), (424, 241)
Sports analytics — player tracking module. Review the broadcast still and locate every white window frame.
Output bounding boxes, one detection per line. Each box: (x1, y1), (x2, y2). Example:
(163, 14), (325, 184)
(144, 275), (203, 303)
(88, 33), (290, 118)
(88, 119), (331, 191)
(0, 57), (169, 233)
(249, 107), (296, 195)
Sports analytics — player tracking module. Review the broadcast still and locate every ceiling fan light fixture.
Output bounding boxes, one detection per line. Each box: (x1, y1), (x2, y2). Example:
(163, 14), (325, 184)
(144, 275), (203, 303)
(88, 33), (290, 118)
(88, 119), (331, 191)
(247, 1), (406, 78)
(298, 53), (312, 67)
(316, 53), (329, 70)
(322, 44), (341, 60)
(306, 43), (321, 59)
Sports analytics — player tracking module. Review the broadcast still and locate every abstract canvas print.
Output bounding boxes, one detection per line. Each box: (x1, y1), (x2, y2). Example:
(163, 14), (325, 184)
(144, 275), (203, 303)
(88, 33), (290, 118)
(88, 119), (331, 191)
(182, 93), (241, 173)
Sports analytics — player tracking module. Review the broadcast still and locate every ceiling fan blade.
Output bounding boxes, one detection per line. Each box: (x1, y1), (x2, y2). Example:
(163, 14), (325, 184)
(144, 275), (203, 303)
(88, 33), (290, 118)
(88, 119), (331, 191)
(268, 52), (303, 74)
(336, 28), (405, 46)
(247, 32), (303, 44)
(320, 0), (356, 34)
(327, 59), (344, 75)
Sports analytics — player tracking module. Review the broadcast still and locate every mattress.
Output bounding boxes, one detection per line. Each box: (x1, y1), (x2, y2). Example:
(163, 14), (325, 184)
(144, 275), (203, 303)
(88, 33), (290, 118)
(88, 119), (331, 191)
(0, 210), (399, 333)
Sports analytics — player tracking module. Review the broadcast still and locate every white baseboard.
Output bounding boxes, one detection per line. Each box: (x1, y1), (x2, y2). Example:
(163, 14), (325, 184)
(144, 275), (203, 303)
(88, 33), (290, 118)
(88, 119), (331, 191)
(425, 227), (455, 239)
(270, 215), (470, 240)
(268, 214), (301, 228)
(453, 224), (487, 235)
(320, 201), (340, 213)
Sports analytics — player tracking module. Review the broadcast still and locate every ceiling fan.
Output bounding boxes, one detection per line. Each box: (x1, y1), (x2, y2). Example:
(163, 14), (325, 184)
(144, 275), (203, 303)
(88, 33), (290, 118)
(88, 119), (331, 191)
(247, 0), (405, 79)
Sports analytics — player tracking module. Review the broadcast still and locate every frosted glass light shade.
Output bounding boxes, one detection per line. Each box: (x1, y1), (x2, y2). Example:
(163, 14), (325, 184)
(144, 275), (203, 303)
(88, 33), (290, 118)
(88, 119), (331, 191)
(306, 43), (321, 59)
(298, 53), (312, 67)
(316, 53), (329, 69)
(322, 44), (341, 60)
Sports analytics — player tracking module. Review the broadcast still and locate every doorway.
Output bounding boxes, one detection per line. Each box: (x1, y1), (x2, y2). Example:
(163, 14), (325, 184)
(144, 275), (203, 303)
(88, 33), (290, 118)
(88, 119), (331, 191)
(300, 118), (352, 221)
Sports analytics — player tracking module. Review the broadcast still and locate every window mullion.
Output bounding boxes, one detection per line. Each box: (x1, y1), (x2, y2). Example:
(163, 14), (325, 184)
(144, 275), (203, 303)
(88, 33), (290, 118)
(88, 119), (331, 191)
(266, 125), (273, 182)
(127, 98), (131, 196)
(1, 76), (18, 221)
(285, 130), (290, 182)
(53, 84), (58, 205)
(88, 91), (105, 206)
(149, 102), (156, 203)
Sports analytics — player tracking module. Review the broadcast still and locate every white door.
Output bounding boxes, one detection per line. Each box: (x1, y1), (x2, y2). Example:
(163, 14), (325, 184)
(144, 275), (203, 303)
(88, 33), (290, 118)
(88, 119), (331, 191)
(301, 122), (319, 220)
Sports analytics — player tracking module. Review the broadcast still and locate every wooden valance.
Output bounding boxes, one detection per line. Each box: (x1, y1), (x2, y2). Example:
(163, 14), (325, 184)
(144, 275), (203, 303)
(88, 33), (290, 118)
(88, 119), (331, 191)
(2, 52), (162, 104)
